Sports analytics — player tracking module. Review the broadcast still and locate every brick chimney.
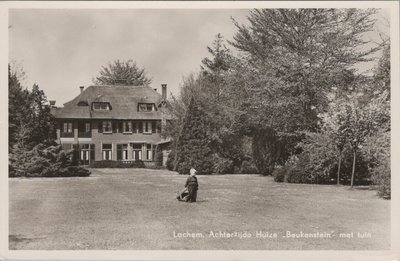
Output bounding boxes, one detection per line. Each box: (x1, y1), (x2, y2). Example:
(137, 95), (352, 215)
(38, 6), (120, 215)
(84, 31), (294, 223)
(161, 84), (167, 100)
(80, 86), (84, 93)
(160, 84), (167, 135)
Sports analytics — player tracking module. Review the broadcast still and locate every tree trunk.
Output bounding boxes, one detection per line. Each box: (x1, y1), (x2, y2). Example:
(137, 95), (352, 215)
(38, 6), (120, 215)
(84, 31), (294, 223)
(350, 150), (356, 188)
(337, 153), (342, 185)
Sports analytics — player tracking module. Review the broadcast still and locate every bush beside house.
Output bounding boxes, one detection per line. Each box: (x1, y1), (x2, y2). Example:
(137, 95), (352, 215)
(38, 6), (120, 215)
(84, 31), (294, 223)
(90, 160), (145, 168)
(9, 144), (90, 177)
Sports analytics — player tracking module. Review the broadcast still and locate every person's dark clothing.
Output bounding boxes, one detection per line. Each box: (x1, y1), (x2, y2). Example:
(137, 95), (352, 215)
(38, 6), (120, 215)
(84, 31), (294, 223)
(185, 176), (198, 202)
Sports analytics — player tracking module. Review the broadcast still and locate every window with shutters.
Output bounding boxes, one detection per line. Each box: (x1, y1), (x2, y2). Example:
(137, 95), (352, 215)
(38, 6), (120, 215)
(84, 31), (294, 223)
(143, 121), (152, 134)
(63, 122), (73, 133)
(61, 121), (74, 137)
(123, 121), (132, 133)
(102, 121), (112, 133)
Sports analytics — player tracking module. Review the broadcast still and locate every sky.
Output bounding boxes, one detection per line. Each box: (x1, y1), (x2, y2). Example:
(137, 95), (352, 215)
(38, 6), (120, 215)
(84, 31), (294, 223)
(9, 8), (389, 106)
(9, 9), (250, 105)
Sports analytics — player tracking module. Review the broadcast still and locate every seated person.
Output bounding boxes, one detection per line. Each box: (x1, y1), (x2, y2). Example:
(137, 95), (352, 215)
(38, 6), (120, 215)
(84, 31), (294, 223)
(184, 168), (199, 203)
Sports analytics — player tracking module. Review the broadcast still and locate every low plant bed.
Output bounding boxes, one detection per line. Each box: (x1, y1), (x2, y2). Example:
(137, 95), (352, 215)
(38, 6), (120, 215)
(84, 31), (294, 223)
(90, 160), (145, 168)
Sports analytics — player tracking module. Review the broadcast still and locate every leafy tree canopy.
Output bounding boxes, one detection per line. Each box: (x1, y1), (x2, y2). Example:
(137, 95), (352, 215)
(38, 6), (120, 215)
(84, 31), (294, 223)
(93, 59), (152, 86)
(231, 8), (380, 132)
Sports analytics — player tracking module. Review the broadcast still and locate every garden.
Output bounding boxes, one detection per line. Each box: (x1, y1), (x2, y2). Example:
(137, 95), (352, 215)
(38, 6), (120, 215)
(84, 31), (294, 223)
(9, 168), (390, 250)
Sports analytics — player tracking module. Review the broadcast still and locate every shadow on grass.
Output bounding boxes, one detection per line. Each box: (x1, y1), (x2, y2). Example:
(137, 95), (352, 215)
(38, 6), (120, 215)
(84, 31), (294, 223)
(352, 186), (372, 191)
(176, 199), (209, 204)
(9, 234), (48, 249)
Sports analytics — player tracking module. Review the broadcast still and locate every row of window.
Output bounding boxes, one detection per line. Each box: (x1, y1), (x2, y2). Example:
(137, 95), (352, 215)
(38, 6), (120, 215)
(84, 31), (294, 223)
(61, 143), (95, 165)
(99, 120), (160, 134)
(63, 122), (91, 133)
(103, 143), (154, 161)
(61, 120), (161, 134)
(60, 143), (155, 162)
(87, 102), (156, 112)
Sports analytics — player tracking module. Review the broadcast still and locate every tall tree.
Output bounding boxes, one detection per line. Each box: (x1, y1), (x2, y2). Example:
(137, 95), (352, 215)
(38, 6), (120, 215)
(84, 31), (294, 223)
(168, 35), (248, 172)
(93, 59), (152, 86)
(374, 43), (390, 97)
(319, 96), (349, 185)
(175, 97), (214, 174)
(341, 91), (389, 187)
(8, 65), (32, 150)
(9, 64), (57, 163)
(229, 8), (381, 174)
(28, 84), (57, 148)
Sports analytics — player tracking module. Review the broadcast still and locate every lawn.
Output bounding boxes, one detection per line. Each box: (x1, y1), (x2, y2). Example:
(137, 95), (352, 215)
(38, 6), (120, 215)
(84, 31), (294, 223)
(9, 168), (390, 250)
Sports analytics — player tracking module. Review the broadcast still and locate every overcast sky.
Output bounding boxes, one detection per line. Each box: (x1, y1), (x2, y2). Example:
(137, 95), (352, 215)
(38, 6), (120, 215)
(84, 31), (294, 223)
(9, 8), (389, 106)
(9, 9), (250, 105)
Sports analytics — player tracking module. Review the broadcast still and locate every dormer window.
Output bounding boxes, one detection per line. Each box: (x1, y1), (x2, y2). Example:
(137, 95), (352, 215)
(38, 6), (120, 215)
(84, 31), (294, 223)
(93, 102), (110, 111)
(77, 101), (89, 106)
(138, 103), (155, 112)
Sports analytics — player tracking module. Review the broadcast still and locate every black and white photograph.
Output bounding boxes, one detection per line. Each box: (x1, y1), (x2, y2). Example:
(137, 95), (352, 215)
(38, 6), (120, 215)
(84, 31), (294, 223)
(1, 1), (399, 259)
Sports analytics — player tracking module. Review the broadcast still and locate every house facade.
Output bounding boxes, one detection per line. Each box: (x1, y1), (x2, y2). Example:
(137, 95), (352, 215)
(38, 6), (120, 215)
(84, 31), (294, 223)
(52, 84), (171, 165)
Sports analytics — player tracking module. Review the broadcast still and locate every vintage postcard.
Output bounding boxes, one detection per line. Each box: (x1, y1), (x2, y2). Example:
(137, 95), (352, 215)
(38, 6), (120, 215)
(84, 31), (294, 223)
(1, 1), (399, 260)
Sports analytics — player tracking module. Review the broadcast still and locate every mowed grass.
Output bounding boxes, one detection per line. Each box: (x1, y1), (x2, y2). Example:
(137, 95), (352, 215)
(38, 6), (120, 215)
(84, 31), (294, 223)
(9, 168), (390, 250)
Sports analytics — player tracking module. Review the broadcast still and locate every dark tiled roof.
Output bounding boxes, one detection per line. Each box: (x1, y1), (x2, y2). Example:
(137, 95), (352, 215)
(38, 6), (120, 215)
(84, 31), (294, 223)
(53, 85), (165, 120)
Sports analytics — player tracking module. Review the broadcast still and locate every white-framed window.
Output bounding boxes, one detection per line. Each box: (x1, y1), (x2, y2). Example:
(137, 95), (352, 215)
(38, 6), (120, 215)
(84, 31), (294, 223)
(117, 144), (128, 160)
(80, 144), (90, 161)
(123, 121), (132, 133)
(93, 102), (110, 110)
(138, 103), (154, 112)
(63, 122), (73, 133)
(102, 143), (112, 160)
(143, 121), (152, 134)
(102, 121), (112, 133)
(132, 143), (142, 161)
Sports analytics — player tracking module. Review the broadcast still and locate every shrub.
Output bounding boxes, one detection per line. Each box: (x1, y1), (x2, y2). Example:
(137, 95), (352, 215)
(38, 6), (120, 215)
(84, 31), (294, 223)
(370, 161), (390, 198)
(90, 160), (145, 168)
(175, 98), (214, 175)
(146, 165), (166, 170)
(362, 130), (390, 198)
(9, 144), (90, 177)
(154, 145), (163, 167)
(272, 167), (286, 182)
(213, 154), (234, 174)
(286, 166), (314, 184)
(240, 160), (259, 174)
(251, 129), (279, 175)
(166, 150), (175, 171)
(282, 154), (333, 184)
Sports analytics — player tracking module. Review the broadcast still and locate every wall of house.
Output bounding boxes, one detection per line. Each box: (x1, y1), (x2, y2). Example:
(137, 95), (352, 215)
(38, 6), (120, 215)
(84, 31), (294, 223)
(91, 119), (162, 161)
(57, 119), (164, 163)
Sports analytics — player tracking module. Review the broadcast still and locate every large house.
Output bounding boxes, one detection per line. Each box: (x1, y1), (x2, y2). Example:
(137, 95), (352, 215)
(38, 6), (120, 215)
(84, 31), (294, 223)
(52, 84), (171, 166)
